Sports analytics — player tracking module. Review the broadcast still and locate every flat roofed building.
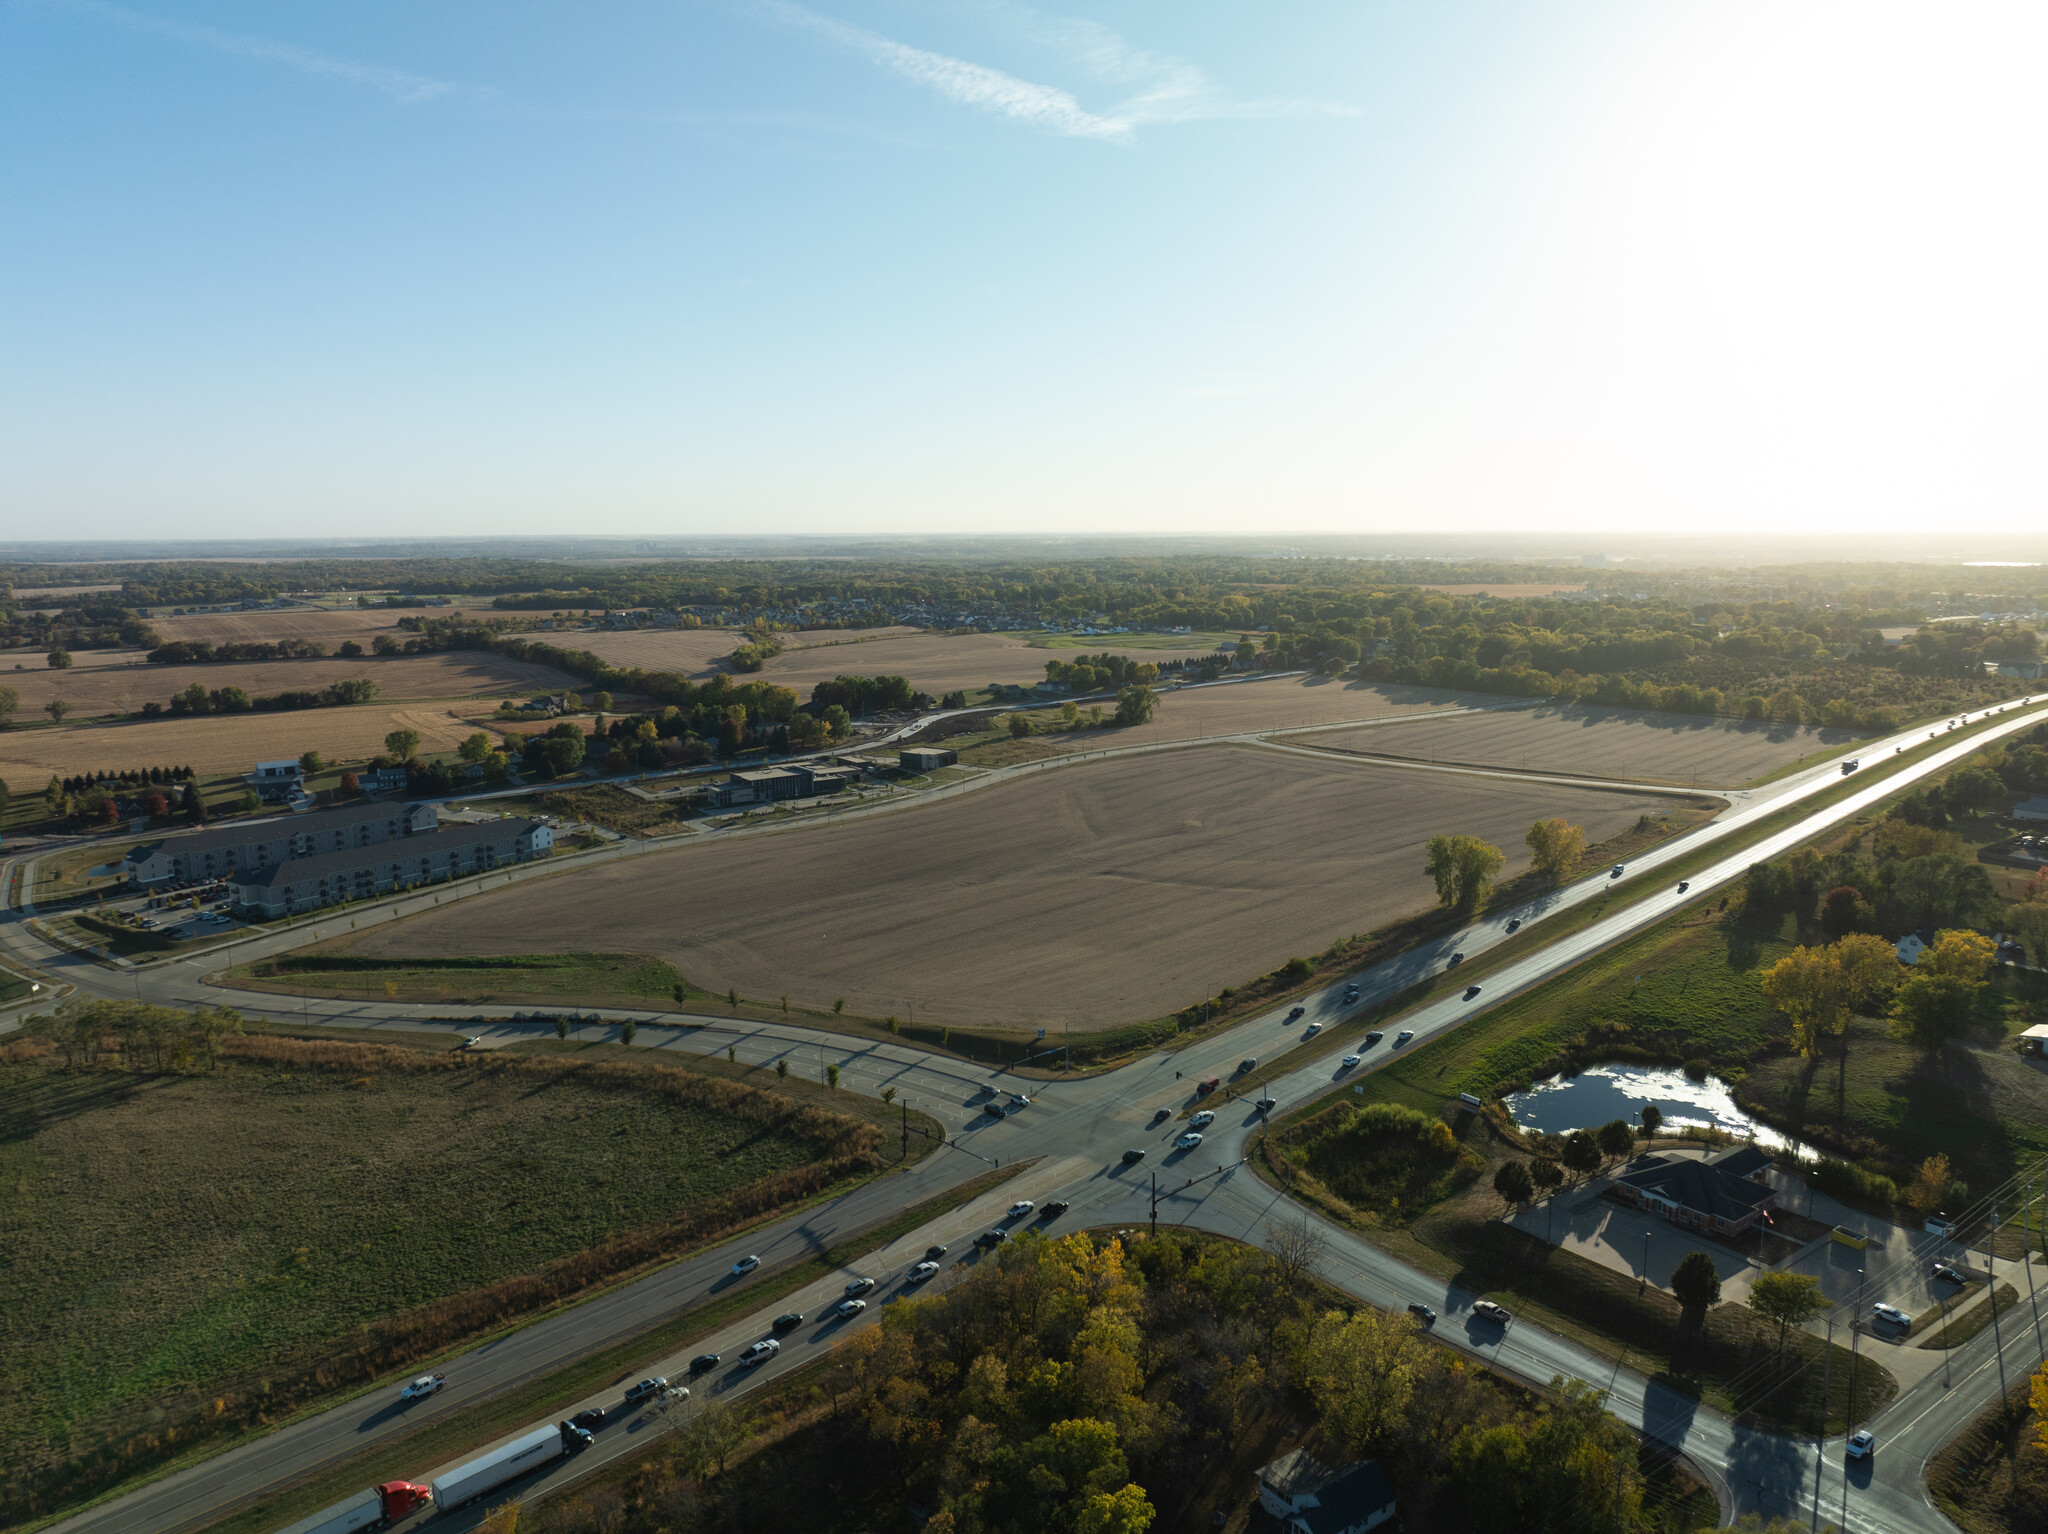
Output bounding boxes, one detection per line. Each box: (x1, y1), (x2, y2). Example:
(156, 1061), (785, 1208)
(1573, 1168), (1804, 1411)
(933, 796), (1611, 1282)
(710, 769), (804, 808)
(899, 747), (956, 772)
(230, 818), (553, 918)
(127, 801), (438, 886)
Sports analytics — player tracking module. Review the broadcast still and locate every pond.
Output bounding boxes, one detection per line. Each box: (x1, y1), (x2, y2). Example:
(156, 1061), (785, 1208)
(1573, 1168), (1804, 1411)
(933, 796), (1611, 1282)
(1503, 1062), (1811, 1158)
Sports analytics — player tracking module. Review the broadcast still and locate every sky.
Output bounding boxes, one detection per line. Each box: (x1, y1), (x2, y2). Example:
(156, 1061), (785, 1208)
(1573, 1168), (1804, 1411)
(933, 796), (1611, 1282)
(3, 1), (2045, 540)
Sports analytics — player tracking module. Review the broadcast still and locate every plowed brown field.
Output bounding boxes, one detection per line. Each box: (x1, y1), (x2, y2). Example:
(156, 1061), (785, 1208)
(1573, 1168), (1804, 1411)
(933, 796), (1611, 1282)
(1298, 702), (1847, 787)
(141, 607), (499, 647)
(340, 745), (1675, 1031)
(9, 650), (576, 718)
(1043, 676), (1506, 752)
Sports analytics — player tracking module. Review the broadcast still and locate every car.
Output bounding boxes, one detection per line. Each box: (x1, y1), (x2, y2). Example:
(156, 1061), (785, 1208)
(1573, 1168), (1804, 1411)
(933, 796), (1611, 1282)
(1931, 1261), (1965, 1284)
(1871, 1302), (1912, 1330)
(167, 930), (189, 940)
(1464, 985), (1482, 1000)
(771, 1312), (804, 1333)
(983, 1100), (1008, 1117)
(1505, 918), (1521, 932)
(1150, 1106), (1172, 1123)
(1395, 1030), (1414, 1046)
(1287, 1006), (1305, 1020)
(1196, 1076), (1221, 1095)
(1175, 1131), (1205, 1150)
(835, 1297), (868, 1318)
(1040, 1200), (1069, 1219)
(1237, 1058), (1257, 1073)
(660, 1384), (691, 1404)
(1008, 1093), (1032, 1108)
(924, 1244), (949, 1260)
(623, 1376), (669, 1404)
(1255, 1097), (1277, 1113)
(569, 1408), (607, 1430)
(1846, 1430), (1875, 1460)
(977, 1229), (1009, 1247)
(1122, 1148), (1147, 1164)
(399, 1373), (445, 1402)
(1341, 1054), (1362, 1068)
(1610, 864), (1625, 877)
(1343, 984), (1360, 1000)
(560, 1422), (594, 1451)
(1364, 1030), (1383, 1046)
(689, 1353), (721, 1373)
(844, 1275), (877, 1297)
(738, 1339), (780, 1367)
(730, 1254), (761, 1276)
(909, 1259), (942, 1281)
(459, 1036), (482, 1049)
(1407, 1303), (1437, 1325)
(1473, 1300), (1512, 1325)
(1007, 1201), (1035, 1218)
(1676, 881), (1689, 893)
(1447, 951), (1463, 966)
(1190, 1109), (1216, 1128)
(1303, 1022), (1322, 1038)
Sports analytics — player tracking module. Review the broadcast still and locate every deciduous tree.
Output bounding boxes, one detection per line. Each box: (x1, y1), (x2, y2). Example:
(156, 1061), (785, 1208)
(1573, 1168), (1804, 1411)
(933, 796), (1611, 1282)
(1113, 685), (1157, 726)
(384, 728), (421, 760)
(1301, 1306), (1429, 1457)
(1761, 945), (1848, 1059)
(1561, 1129), (1602, 1181)
(1670, 1250), (1721, 1322)
(1493, 1160), (1535, 1210)
(1524, 817), (1586, 884)
(45, 698), (69, 723)
(1749, 1270), (1828, 1356)
(1595, 1119), (1636, 1163)
(1425, 833), (1506, 912)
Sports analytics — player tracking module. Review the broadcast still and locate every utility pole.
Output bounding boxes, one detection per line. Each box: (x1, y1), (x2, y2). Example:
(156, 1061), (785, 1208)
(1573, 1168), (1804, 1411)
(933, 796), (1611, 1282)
(2025, 1165), (2047, 1362)
(900, 1100), (907, 1161)
(1150, 1172), (1158, 1238)
(1989, 1199), (2009, 1407)
(1810, 1313), (1834, 1534)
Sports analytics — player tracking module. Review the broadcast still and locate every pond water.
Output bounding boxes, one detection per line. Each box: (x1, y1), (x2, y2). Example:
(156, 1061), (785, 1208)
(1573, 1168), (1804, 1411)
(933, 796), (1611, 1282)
(1503, 1062), (1811, 1158)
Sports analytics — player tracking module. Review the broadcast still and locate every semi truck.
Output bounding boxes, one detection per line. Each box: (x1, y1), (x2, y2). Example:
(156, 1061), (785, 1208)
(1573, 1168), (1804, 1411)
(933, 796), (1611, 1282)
(431, 1423), (588, 1511)
(278, 1482), (432, 1534)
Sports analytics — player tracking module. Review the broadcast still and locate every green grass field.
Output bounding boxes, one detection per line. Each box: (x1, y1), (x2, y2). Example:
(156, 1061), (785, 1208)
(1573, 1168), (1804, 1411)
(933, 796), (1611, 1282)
(0, 1038), (857, 1520)
(231, 949), (706, 1008)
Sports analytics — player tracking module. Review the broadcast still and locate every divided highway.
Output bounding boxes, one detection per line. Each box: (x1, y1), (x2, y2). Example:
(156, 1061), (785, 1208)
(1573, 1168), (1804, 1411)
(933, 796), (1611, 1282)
(15, 695), (2048, 1534)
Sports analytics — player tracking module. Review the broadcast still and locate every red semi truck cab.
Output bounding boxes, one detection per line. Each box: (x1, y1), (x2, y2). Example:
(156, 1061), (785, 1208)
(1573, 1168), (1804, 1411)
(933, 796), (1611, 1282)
(380, 1482), (434, 1521)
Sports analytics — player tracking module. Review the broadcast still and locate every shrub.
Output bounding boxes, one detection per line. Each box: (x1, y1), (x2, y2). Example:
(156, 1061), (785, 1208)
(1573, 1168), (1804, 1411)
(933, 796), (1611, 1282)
(1810, 1156), (1900, 1209)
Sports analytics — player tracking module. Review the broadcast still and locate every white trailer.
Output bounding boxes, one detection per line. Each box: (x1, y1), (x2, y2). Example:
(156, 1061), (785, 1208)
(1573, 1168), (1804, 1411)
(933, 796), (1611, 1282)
(430, 1427), (567, 1511)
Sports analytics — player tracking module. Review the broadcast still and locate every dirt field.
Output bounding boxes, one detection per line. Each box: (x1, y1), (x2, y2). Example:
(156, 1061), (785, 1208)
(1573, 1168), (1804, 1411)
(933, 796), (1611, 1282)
(1042, 675), (1508, 752)
(340, 745), (1676, 1031)
(0, 704), (504, 789)
(1297, 702), (1850, 787)
(139, 606), (500, 647)
(7, 649), (577, 718)
(9, 584), (124, 599)
(570, 627), (746, 677)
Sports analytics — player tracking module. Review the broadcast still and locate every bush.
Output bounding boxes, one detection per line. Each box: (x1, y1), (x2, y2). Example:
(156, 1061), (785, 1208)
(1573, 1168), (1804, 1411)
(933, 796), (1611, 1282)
(1809, 1156), (1899, 1208)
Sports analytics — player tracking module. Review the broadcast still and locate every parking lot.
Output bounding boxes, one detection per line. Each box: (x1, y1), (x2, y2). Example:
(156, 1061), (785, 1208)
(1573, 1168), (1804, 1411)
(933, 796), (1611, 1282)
(103, 879), (248, 944)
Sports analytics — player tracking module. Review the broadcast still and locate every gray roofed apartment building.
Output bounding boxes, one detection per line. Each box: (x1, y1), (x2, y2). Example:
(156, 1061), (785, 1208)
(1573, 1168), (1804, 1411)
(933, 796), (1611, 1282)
(230, 818), (553, 918)
(127, 801), (439, 885)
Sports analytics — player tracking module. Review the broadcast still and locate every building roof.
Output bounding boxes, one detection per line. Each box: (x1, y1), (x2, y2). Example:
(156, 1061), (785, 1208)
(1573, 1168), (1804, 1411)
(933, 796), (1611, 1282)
(1708, 1146), (1773, 1180)
(1260, 1448), (1338, 1499)
(128, 801), (428, 863)
(1616, 1154), (1775, 1223)
(232, 819), (542, 887)
(731, 769), (799, 784)
(1294, 1460), (1397, 1534)
(2020, 1024), (2048, 1042)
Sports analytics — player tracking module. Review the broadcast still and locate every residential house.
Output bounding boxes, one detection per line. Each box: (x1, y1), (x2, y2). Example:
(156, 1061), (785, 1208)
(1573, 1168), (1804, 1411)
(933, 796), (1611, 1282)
(230, 818), (553, 918)
(359, 765), (409, 794)
(1609, 1146), (1779, 1240)
(247, 759), (309, 806)
(127, 801), (438, 886)
(1257, 1449), (1397, 1534)
(1896, 930), (1935, 965)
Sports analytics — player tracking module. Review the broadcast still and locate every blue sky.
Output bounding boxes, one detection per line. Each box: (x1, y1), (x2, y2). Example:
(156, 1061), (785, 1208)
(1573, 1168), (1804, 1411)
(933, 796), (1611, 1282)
(4, 2), (2043, 539)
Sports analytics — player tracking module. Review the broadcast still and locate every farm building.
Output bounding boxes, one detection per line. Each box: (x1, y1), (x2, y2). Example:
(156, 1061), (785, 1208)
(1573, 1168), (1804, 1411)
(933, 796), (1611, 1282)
(230, 818), (553, 918)
(899, 747), (956, 772)
(127, 801), (439, 886)
(1609, 1146), (1778, 1239)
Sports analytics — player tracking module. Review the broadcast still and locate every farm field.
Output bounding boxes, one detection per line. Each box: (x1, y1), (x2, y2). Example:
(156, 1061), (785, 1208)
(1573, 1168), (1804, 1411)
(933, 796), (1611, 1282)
(9, 648), (578, 718)
(1046, 674), (1505, 751)
(339, 744), (1677, 1032)
(1298, 701), (1849, 787)
(0, 1033), (873, 1521)
(139, 605), (500, 647)
(0, 702), (504, 789)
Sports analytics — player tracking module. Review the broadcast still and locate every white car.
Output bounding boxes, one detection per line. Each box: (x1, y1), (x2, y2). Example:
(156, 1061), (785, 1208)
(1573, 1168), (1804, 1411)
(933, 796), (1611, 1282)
(835, 1297), (868, 1318)
(1302, 1022), (1322, 1038)
(1846, 1430), (1874, 1459)
(730, 1254), (761, 1276)
(1871, 1302), (1911, 1330)
(1395, 1030), (1414, 1046)
(1189, 1110), (1216, 1129)
(1341, 1054), (1362, 1068)
(1007, 1201), (1035, 1218)
(1175, 1131), (1205, 1150)
(738, 1338), (779, 1367)
(843, 1275), (876, 1297)
(459, 1036), (482, 1050)
(909, 1260), (941, 1282)
(399, 1373), (445, 1401)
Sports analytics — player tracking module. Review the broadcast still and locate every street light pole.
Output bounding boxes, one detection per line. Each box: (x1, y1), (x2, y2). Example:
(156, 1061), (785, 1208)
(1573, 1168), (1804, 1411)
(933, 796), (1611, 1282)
(1989, 1199), (2009, 1407)
(1810, 1313), (1834, 1534)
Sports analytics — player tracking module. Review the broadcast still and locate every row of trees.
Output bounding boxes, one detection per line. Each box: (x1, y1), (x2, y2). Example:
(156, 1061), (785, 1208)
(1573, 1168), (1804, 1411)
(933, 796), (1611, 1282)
(1041, 653), (1162, 693)
(1426, 817), (1589, 912)
(146, 638), (326, 663)
(151, 677), (378, 717)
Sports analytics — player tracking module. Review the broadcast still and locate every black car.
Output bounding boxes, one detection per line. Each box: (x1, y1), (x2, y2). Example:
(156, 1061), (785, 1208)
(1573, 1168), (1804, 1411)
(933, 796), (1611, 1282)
(1447, 951), (1464, 966)
(689, 1353), (721, 1374)
(1407, 1303), (1437, 1326)
(1463, 985), (1481, 1000)
(1122, 1148), (1147, 1164)
(924, 1244), (948, 1261)
(1039, 1200), (1070, 1219)
(569, 1408), (607, 1430)
(1255, 1097), (1277, 1113)
(1363, 1030), (1383, 1046)
(1505, 919), (1521, 932)
(560, 1422), (595, 1451)
(772, 1311), (804, 1333)
(1287, 1006), (1305, 1020)
(975, 1229), (1009, 1248)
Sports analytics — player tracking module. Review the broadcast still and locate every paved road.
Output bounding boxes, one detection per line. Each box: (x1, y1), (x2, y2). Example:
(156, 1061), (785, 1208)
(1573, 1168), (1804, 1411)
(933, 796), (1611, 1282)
(19, 696), (2048, 1534)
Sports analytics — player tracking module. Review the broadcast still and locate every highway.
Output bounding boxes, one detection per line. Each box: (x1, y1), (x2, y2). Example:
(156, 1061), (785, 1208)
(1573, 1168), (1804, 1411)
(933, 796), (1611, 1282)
(13, 694), (2047, 1534)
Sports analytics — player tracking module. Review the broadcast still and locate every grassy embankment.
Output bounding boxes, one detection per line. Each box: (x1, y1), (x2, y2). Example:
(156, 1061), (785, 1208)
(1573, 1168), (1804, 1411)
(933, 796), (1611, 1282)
(1928, 1376), (2048, 1534)
(0, 1029), (899, 1527)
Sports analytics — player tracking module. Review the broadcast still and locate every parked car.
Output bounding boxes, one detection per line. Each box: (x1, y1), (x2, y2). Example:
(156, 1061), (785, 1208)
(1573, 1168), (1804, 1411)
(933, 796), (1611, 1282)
(1871, 1302), (1912, 1330)
(1407, 1303), (1437, 1326)
(1189, 1109), (1216, 1128)
(1007, 1201), (1035, 1219)
(730, 1255), (761, 1276)
(1175, 1131), (1205, 1150)
(1040, 1200), (1070, 1219)
(738, 1339), (779, 1367)
(1395, 1030), (1414, 1046)
(924, 1244), (949, 1260)
(771, 1312), (804, 1333)
(1846, 1430), (1875, 1460)
(689, 1353), (721, 1373)
(909, 1260), (941, 1282)
(1121, 1149), (1147, 1164)
(843, 1276), (876, 1297)
(1287, 1006), (1305, 1020)
(1341, 1054), (1361, 1068)
(623, 1376), (668, 1404)
(399, 1373), (445, 1402)
(569, 1408), (606, 1430)
(1363, 1031), (1383, 1046)
(1931, 1261), (1965, 1284)
(835, 1298), (868, 1318)
(1473, 1301), (1512, 1325)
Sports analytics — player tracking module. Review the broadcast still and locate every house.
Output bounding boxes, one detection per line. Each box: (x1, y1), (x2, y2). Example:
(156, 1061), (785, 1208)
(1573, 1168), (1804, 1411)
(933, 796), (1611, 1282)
(127, 802), (439, 886)
(1896, 930), (1935, 965)
(230, 818), (553, 918)
(899, 747), (956, 772)
(1609, 1147), (1779, 1239)
(247, 760), (305, 804)
(1257, 1449), (1397, 1534)
(2015, 796), (2048, 823)
(359, 765), (409, 794)
(1997, 661), (2046, 679)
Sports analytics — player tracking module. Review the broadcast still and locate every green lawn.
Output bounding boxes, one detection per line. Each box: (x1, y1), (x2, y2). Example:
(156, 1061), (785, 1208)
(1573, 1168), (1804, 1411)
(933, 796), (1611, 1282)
(231, 950), (706, 1008)
(0, 1039), (862, 1522)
